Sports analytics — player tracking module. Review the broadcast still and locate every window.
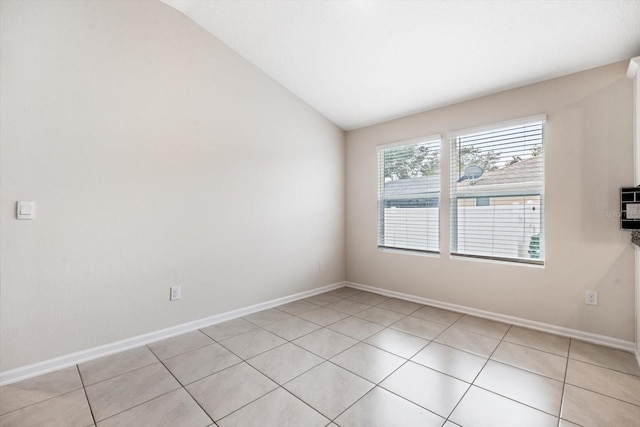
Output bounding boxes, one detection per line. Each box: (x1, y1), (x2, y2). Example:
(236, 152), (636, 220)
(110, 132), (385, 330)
(450, 116), (545, 264)
(377, 136), (441, 252)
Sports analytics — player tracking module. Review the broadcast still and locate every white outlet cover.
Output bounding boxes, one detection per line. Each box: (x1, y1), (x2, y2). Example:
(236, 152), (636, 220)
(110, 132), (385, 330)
(170, 286), (181, 301)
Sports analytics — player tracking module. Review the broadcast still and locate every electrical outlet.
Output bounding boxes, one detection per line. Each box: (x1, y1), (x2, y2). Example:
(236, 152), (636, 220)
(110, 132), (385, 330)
(585, 290), (598, 306)
(318, 262), (325, 271)
(170, 286), (181, 301)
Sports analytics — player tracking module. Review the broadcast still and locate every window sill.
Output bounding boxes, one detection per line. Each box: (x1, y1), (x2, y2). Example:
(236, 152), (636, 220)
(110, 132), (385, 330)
(451, 253), (544, 268)
(378, 246), (441, 258)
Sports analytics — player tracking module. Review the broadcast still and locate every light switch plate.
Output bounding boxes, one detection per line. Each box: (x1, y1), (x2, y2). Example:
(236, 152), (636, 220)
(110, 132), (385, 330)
(17, 201), (35, 220)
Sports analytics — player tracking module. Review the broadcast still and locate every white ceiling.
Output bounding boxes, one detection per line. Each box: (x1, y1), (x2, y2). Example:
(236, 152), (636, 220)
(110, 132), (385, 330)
(162, 0), (640, 131)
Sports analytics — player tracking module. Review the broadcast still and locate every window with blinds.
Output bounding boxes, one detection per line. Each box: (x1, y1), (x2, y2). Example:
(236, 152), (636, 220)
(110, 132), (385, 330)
(377, 136), (441, 253)
(450, 116), (545, 264)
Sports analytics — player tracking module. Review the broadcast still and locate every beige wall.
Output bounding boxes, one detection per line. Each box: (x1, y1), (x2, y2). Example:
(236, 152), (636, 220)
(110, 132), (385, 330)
(632, 58), (640, 358)
(346, 61), (635, 341)
(0, 1), (345, 372)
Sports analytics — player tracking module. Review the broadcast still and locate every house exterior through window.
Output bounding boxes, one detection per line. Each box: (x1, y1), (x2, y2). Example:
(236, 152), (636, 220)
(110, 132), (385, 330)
(376, 115), (544, 265)
(377, 137), (441, 253)
(449, 115), (545, 264)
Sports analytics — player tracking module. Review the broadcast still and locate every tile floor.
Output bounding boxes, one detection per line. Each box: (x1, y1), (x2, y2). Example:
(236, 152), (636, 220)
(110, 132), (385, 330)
(2, 287), (640, 427)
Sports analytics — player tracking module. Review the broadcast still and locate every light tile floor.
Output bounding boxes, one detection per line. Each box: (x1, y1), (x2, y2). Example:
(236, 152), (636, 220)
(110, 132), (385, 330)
(2, 287), (640, 427)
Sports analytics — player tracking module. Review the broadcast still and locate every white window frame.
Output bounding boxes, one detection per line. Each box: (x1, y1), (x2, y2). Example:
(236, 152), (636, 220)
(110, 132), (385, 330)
(448, 115), (546, 265)
(377, 135), (442, 254)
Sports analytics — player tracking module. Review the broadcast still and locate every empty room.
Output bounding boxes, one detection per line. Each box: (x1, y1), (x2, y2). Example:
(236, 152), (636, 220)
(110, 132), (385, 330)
(2, 0), (640, 426)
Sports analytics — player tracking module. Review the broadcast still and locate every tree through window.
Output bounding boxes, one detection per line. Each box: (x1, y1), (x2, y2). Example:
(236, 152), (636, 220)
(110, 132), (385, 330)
(377, 137), (441, 252)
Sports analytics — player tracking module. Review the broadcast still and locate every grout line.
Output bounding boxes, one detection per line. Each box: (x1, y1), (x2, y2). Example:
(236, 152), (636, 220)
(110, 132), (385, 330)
(565, 340), (640, 389)
(442, 323), (512, 423)
(156, 359), (214, 425)
(1, 353), (166, 421)
(319, 304), (453, 423)
(76, 365), (98, 426)
(271, 386), (334, 425)
(87, 338), (218, 423)
(242, 313), (370, 419)
(92, 387), (183, 424)
(325, 341), (412, 422)
(297, 300), (640, 421)
(500, 337), (570, 359)
(160, 341), (220, 363)
(186, 379), (261, 424)
(557, 339), (573, 426)
(0, 385), (85, 418)
(372, 380), (445, 422)
(218, 336), (289, 364)
(463, 325), (565, 420)
(6, 288), (637, 426)
(565, 355), (640, 378)
(85, 350), (180, 424)
(0, 387), (93, 420)
(80, 358), (160, 389)
(345, 284), (636, 353)
(562, 381), (640, 410)
(146, 331), (214, 362)
(564, 342), (640, 409)
(472, 383), (563, 418)
(265, 293), (419, 422)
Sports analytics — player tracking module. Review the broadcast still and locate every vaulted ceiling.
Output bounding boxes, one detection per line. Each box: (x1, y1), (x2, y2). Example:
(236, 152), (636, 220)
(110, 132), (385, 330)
(163, 0), (640, 130)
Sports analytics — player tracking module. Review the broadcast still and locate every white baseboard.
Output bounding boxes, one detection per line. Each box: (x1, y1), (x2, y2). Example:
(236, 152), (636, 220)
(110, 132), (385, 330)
(3, 279), (636, 386)
(346, 281), (637, 353)
(0, 281), (346, 386)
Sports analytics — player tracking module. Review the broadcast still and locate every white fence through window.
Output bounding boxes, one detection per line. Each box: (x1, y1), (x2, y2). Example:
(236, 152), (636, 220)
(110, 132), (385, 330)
(382, 207), (439, 252)
(383, 201), (541, 259)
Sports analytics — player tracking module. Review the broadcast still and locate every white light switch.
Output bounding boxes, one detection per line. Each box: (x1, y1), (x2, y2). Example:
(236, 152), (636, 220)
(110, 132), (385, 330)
(17, 201), (35, 220)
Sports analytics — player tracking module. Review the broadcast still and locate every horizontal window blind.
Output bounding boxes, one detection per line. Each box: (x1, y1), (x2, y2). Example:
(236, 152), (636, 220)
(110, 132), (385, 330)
(450, 118), (544, 264)
(377, 138), (440, 252)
